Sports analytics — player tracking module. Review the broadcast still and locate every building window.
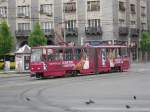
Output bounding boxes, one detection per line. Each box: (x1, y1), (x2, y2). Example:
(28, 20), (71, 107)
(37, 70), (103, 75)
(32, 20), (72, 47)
(141, 6), (146, 17)
(130, 4), (136, 14)
(131, 21), (136, 25)
(63, 2), (76, 13)
(18, 23), (30, 31)
(141, 22), (146, 30)
(0, 7), (7, 18)
(119, 1), (125, 11)
(87, 19), (100, 27)
(119, 19), (125, 26)
(40, 4), (53, 16)
(17, 5), (30, 18)
(87, 1), (100, 11)
(41, 22), (53, 30)
(65, 20), (76, 29)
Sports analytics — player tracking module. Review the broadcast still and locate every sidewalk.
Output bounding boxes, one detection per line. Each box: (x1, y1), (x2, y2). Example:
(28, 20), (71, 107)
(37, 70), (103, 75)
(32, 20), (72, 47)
(0, 70), (30, 78)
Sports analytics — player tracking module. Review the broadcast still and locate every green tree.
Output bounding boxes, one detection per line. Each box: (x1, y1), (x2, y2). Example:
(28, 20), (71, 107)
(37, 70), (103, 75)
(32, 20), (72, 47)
(28, 22), (47, 47)
(140, 32), (150, 62)
(0, 21), (14, 54)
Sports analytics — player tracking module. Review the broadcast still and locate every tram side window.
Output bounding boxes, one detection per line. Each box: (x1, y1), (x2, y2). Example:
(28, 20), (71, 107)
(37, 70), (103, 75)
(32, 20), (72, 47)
(121, 48), (128, 56)
(74, 48), (81, 60)
(64, 49), (73, 61)
(54, 49), (63, 61)
(48, 48), (64, 61)
(107, 48), (116, 59)
(47, 49), (55, 61)
(82, 48), (89, 59)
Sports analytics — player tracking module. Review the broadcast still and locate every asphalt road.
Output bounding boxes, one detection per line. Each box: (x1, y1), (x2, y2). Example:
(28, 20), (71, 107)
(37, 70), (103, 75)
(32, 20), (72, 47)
(0, 63), (150, 112)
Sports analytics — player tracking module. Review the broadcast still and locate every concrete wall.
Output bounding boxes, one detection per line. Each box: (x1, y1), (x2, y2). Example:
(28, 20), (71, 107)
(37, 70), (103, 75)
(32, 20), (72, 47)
(8, 0), (17, 48)
(77, 0), (86, 45)
(101, 0), (114, 41)
(31, 0), (39, 29)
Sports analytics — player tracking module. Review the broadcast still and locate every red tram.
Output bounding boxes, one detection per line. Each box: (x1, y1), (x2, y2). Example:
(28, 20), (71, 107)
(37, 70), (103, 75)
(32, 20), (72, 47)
(30, 45), (130, 78)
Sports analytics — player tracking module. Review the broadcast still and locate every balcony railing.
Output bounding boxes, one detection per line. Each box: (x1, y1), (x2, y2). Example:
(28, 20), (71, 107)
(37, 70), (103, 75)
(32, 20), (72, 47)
(17, 13), (30, 18)
(141, 29), (148, 32)
(130, 28), (139, 37)
(17, 13), (25, 17)
(141, 12), (146, 17)
(0, 14), (7, 18)
(63, 28), (78, 36)
(131, 10), (136, 14)
(42, 29), (54, 37)
(64, 8), (76, 13)
(15, 30), (31, 37)
(119, 27), (129, 36)
(85, 26), (102, 35)
(40, 10), (53, 16)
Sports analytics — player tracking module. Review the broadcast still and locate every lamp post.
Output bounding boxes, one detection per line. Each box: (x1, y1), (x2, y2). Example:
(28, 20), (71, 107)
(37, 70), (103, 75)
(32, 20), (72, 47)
(63, 21), (66, 42)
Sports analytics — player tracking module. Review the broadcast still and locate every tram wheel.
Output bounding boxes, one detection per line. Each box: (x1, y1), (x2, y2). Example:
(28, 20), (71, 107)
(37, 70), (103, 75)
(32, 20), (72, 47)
(36, 73), (43, 79)
(71, 71), (78, 77)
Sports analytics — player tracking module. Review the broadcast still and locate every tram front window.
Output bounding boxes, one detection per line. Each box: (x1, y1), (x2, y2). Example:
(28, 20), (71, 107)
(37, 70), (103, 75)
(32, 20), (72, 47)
(31, 49), (43, 62)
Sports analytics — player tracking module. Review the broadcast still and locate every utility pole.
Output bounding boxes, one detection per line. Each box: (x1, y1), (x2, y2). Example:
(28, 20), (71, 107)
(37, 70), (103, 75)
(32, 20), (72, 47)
(63, 21), (66, 42)
(63, 15), (66, 43)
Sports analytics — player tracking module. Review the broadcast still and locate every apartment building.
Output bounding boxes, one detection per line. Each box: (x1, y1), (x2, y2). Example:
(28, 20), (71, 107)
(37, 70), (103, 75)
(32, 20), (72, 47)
(11, 0), (55, 48)
(0, 0), (150, 60)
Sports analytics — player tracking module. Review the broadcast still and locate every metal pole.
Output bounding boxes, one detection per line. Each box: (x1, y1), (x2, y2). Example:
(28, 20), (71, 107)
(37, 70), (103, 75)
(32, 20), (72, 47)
(64, 23), (66, 42)
(63, 16), (66, 43)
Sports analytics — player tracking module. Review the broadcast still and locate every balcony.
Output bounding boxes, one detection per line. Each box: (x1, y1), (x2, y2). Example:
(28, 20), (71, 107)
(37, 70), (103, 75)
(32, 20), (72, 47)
(130, 28), (139, 37)
(42, 29), (54, 37)
(40, 10), (53, 16)
(63, 28), (78, 36)
(63, 3), (76, 13)
(17, 13), (24, 18)
(15, 30), (31, 37)
(17, 13), (30, 18)
(119, 27), (129, 36)
(141, 12), (146, 17)
(85, 27), (102, 35)
(64, 8), (76, 13)
(0, 14), (7, 18)
(141, 29), (148, 32)
(131, 10), (136, 14)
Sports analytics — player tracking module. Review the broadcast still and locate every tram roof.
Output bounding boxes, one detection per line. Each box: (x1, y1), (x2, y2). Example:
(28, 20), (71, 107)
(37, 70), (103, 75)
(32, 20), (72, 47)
(32, 45), (128, 49)
(88, 45), (128, 48)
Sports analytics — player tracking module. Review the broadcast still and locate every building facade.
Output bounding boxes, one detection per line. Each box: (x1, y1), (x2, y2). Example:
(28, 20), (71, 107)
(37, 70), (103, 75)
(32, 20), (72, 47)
(0, 0), (150, 60)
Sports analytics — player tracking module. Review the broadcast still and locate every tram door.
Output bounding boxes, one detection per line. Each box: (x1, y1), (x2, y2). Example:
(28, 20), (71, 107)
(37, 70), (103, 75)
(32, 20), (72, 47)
(101, 48), (107, 67)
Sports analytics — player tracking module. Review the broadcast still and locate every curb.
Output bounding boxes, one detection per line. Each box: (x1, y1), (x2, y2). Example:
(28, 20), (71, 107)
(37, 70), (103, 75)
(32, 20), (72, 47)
(0, 74), (30, 78)
(0, 71), (30, 78)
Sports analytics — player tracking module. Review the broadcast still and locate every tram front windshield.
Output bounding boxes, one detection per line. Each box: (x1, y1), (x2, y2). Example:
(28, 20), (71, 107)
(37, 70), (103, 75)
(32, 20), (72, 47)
(31, 49), (43, 62)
